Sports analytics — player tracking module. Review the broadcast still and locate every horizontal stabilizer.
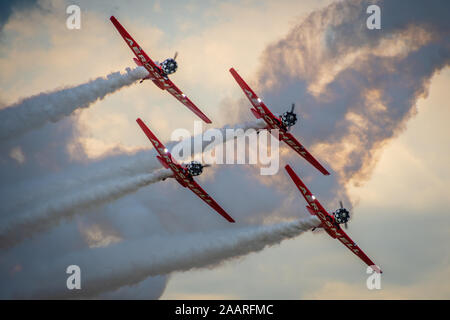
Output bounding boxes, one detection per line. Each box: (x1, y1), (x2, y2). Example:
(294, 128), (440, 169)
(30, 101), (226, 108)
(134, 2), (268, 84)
(157, 156), (169, 169)
(306, 205), (316, 216)
(133, 57), (143, 66)
(251, 108), (262, 119)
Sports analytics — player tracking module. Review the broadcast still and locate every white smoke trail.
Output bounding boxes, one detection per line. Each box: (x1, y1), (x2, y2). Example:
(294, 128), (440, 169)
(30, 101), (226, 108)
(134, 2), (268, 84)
(9, 216), (320, 298)
(2, 120), (266, 219)
(0, 66), (148, 142)
(0, 169), (172, 250)
(0, 120), (266, 250)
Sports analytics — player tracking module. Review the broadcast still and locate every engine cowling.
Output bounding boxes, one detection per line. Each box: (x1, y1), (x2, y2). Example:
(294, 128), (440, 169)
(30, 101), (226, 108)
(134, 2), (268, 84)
(281, 111), (298, 128)
(333, 208), (350, 224)
(160, 58), (178, 75)
(186, 161), (203, 176)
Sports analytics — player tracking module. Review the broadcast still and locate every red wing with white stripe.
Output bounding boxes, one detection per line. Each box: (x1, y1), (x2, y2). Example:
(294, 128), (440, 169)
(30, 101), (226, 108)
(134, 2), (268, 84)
(280, 132), (330, 175)
(110, 16), (163, 83)
(336, 229), (381, 273)
(229, 67), (329, 175)
(136, 118), (178, 168)
(285, 164), (382, 273)
(229, 67), (276, 119)
(185, 179), (235, 223)
(111, 16), (211, 123)
(165, 81), (212, 123)
(136, 118), (234, 223)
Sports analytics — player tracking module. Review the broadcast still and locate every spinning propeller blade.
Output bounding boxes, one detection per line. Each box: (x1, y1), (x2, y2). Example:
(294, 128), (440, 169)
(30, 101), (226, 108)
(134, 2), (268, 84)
(174, 51), (178, 60)
(339, 201), (349, 229)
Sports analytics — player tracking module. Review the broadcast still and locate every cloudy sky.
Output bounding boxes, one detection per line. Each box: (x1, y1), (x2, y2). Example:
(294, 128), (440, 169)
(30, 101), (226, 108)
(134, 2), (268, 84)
(0, 0), (448, 299)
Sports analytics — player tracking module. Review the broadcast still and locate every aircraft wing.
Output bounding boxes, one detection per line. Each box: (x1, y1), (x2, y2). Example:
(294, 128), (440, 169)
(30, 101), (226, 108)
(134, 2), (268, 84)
(185, 179), (235, 223)
(230, 68), (329, 175)
(136, 118), (233, 222)
(336, 229), (382, 273)
(136, 118), (179, 168)
(285, 165), (330, 219)
(229, 68), (277, 120)
(111, 16), (211, 123)
(281, 132), (330, 175)
(164, 81), (212, 123)
(285, 164), (382, 273)
(110, 16), (165, 82)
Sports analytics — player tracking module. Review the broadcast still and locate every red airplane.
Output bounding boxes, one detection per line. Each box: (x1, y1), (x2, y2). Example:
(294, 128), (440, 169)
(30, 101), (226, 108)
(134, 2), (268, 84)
(229, 68), (329, 175)
(136, 118), (235, 223)
(111, 16), (212, 124)
(285, 164), (382, 273)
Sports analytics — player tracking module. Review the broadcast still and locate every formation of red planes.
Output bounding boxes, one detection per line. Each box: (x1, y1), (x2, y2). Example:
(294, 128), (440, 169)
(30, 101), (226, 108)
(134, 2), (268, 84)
(110, 16), (382, 273)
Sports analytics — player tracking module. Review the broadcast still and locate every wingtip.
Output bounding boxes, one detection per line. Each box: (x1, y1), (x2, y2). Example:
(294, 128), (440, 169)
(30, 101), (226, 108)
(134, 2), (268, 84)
(201, 115), (212, 124)
(229, 67), (235, 73)
(371, 265), (382, 273)
(110, 15), (116, 21)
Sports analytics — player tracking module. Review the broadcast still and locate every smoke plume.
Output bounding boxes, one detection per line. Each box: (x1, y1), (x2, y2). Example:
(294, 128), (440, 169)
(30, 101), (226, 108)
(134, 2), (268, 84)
(0, 67), (148, 142)
(1, 0), (449, 299)
(4, 216), (319, 298)
(0, 169), (172, 250)
(251, 0), (450, 186)
(0, 119), (265, 250)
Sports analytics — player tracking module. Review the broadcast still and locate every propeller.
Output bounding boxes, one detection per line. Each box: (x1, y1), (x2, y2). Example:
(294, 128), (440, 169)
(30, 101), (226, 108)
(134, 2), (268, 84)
(183, 162), (210, 168)
(173, 51), (178, 60)
(184, 161), (211, 176)
(282, 103), (297, 132)
(339, 200), (349, 229)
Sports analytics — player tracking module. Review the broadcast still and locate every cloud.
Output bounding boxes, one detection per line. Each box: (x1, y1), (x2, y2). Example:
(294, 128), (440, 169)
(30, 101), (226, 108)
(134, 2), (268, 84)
(0, 66), (147, 142)
(2, 216), (318, 298)
(0, 0), (39, 32)
(1, 0), (449, 300)
(0, 169), (172, 250)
